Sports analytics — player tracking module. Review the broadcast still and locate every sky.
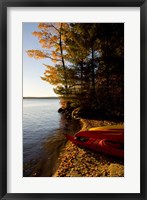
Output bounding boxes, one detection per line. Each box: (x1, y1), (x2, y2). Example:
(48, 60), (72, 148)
(23, 23), (57, 97)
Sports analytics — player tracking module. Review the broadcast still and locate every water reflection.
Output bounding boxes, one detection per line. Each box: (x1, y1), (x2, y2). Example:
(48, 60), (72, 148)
(23, 115), (81, 177)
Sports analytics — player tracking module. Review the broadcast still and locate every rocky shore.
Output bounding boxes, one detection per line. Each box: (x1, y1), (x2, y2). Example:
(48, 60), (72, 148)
(54, 119), (124, 177)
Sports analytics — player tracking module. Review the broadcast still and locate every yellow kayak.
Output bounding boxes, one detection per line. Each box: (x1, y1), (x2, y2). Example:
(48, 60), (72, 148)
(89, 124), (124, 131)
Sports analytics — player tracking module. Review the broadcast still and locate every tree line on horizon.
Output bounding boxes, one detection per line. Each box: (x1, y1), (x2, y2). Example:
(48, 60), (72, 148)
(27, 23), (124, 118)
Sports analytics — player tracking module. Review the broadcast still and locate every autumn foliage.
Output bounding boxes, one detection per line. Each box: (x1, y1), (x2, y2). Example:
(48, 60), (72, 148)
(27, 23), (124, 117)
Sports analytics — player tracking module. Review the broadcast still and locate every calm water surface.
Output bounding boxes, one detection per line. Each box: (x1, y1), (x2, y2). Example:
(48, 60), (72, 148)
(23, 98), (80, 177)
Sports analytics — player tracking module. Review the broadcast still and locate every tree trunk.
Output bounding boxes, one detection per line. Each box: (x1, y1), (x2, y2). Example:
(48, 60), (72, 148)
(105, 33), (110, 111)
(80, 61), (83, 93)
(59, 23), (68, 95)
(91, 43), (95, 96)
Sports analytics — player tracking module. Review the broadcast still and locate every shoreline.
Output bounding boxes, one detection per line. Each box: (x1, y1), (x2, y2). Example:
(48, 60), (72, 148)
(53, 118), (124, 177)
(23, 116), (81, 177)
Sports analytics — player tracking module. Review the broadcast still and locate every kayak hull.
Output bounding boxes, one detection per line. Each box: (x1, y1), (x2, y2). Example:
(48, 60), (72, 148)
(64, 129), (124, 158)
(89, 124), (124, 131)
(75, 130), (124, 142)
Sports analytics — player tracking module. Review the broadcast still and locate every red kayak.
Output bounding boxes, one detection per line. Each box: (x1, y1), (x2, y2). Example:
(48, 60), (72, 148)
(74, 129), (124, 142)
(64, 134), (124, 158)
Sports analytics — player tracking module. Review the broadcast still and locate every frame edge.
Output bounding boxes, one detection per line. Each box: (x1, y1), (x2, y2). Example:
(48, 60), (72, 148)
(0, 0), (146, 199)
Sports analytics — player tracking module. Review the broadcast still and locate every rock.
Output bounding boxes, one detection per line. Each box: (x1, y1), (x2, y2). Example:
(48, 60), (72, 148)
(71, 107), (81, 119)
(58, 108), (64, 113)
(58, 103), (77, 119)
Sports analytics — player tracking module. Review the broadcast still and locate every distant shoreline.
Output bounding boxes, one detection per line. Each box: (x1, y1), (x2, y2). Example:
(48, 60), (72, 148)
(23, 97), (59, 99)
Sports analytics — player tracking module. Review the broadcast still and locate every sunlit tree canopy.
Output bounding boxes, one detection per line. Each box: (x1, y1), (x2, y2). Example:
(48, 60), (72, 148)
(27, 23), (124, 116)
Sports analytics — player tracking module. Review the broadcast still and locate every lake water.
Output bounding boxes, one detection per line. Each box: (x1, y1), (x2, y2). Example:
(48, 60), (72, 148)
(23, 98), (80, 177)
